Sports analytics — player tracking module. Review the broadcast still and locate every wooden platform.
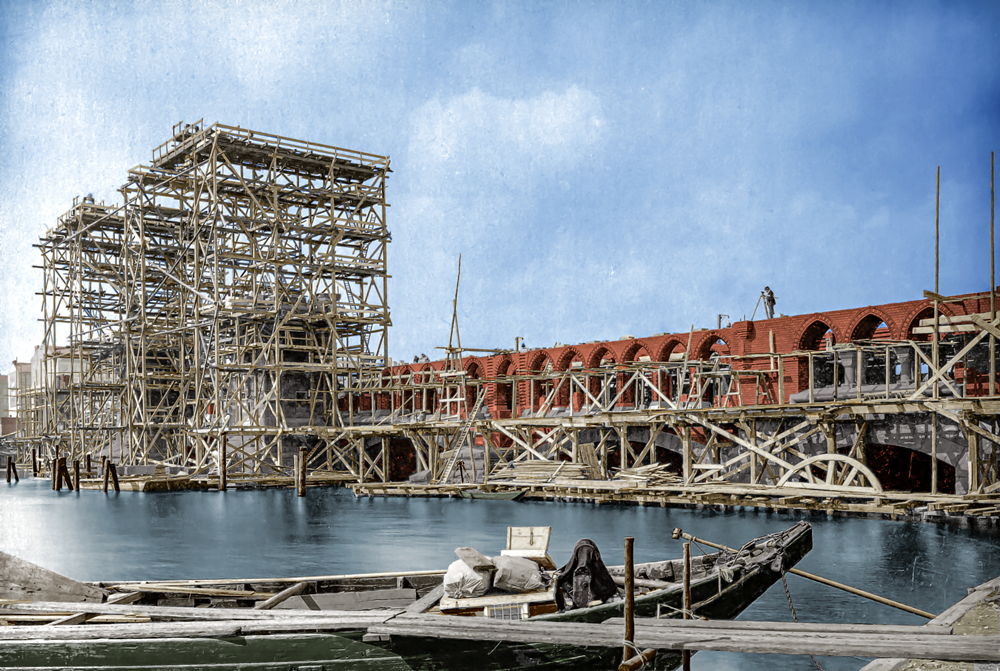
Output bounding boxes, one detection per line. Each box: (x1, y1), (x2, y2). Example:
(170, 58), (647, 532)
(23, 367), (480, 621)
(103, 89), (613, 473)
(350, 480), (1000, 525)
(71, 473), (358, 492)
(3, 600), (995, 662)
(366, 613), (1000, 661)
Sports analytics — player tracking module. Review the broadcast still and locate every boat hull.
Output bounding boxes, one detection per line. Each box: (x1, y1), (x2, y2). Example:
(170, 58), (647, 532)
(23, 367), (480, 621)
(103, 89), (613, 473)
(379, 520), (813, 670)
(0, 522), (811, 671)
(459, 489), (526, 501)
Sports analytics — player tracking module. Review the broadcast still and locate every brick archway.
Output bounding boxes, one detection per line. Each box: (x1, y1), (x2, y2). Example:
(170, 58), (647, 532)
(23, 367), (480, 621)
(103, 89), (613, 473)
(555, 348), (584, 371)
(902, 302), (959, 342)
(847, 309), (896, 341)
(654, 339), (685, 363)
(695, 333), (730, 361)
(527, 352), (555, 412)
(586, 345), (618, 369)
(492, 357), (514, 416)
(622, 341), (651, 363)
(465, 359), (484, 414)
(797, 319), (836, 351)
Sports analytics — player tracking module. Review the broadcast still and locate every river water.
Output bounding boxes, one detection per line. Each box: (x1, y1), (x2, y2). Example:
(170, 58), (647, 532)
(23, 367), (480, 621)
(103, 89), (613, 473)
(2, 477), (998, 670)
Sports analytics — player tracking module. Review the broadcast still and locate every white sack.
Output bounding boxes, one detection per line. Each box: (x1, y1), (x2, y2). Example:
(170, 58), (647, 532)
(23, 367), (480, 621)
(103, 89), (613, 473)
(491, 555), (545, 593)
(443, 558), (491, 598)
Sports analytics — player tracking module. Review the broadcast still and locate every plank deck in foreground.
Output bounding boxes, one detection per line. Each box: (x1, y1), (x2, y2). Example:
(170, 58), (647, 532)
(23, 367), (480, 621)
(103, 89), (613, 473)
(367, 614), (1000, 662)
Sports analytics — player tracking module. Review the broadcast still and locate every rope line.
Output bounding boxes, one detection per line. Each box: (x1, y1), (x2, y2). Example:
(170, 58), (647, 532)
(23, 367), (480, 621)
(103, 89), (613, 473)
(781, 571), (827, 671)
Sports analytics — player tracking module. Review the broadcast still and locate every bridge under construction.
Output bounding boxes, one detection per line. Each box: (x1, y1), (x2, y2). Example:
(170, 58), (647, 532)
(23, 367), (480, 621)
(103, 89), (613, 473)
(5, 122), (999, 522)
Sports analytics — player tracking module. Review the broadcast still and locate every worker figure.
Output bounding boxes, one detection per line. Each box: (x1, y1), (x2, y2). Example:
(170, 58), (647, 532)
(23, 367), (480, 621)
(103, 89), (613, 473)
(763, 287), (776, 320)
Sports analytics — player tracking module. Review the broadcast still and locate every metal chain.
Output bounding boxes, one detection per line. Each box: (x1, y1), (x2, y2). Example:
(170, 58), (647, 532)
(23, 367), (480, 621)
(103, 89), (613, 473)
(781, 572), (827, 671)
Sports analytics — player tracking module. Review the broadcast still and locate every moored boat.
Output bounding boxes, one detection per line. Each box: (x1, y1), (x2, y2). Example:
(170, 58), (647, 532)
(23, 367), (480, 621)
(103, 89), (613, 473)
(0, 521), (812, 670)
(458, 488), (526, 500)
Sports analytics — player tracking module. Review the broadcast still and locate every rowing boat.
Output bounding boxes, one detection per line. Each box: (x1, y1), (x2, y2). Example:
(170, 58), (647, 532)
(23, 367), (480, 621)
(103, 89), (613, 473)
(0, 521), (812, 670)
(458, 488), (526, 500)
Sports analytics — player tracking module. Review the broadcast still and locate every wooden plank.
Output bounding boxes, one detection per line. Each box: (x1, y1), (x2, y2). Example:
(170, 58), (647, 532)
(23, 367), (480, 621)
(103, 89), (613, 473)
(0, 601), (404, 622)
(405, 584), (444, 614)
(912, 324), (976, 334)
(601, 617), (953, 636)
(274, 589), (416, 612)
(106, 591), (144, 605)
(0, 551), (106, 603)
(119, 585), (275, 599)
(0, 614), (400, 641)
(367, 615), (1000, 660)
(253, 581), (308, 610)
(106, 568), (446, 589)
(45, 612), (90, 626)
(455, 547), (495, 571)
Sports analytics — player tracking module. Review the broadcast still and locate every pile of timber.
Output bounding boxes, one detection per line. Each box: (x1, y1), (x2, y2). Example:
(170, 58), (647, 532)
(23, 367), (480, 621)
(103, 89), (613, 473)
(613, 464), (682, 487)
(490, 461), (595, 483)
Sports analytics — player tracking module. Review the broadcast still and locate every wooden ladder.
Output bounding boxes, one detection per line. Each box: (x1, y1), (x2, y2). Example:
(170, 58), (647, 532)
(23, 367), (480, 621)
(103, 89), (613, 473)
(435, 387), (485, 485)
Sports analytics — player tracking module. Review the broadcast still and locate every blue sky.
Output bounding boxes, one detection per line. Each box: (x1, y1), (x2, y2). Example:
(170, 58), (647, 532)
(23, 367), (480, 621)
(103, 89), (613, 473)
(1, 0), (998, 366)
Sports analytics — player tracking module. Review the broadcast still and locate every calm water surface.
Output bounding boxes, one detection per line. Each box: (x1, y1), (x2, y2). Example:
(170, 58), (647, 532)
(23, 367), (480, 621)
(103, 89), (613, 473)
(2, 477), (998, 670)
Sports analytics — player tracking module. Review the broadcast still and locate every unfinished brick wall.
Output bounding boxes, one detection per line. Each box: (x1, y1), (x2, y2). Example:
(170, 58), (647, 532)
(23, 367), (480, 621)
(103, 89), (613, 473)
(386, 288), (995, 419)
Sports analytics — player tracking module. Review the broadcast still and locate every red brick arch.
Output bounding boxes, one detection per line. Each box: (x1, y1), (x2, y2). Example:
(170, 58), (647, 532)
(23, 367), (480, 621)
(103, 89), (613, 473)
(555, 348), (584, 371)
(901, 302), (959, 342)
(846, 308), (897, 342)
(493, 356), (513, 377)
(796, 317), (838, 351)
(654, 339), (685, 363)
(694, 332), (730, 361)
(491, 357), (515, 416)
(586, 346), (618, 400)
(586, 345), (617, 369)
(527, 350), (553, 372)
(465, 358), (484, 378)
(463, 358), (484, 414)
(622, 341), (651, 363)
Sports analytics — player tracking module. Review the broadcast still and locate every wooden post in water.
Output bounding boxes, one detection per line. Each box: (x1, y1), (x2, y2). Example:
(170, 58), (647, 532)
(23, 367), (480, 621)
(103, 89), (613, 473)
(52, 459), (57, 490)
(85, 454), (91, 475)
(682, 541), (692, 671)
(31, 449), (37, 476)
(53, 458), (62, 491)
(5, 456), (10, 483)
(102, 460), (110, 493)
(7, 457), (18, 483)
(61, 459), (74, 492)
(623, 536), (634, 666)
(109, 462), (120, 493)
(73, 460), (80, 491)
(219, 435), (227, 492)
(298, 447), (307, 497)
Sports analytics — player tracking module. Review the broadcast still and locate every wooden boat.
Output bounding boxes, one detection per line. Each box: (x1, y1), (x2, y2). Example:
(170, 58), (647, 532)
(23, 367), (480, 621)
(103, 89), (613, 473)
(458, 488), (526, 500)
(0, 521), (812, 670)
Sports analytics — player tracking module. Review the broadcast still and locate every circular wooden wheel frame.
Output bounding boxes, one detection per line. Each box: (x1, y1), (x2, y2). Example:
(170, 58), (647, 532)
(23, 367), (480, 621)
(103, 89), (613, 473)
(776, 453), (884, 493)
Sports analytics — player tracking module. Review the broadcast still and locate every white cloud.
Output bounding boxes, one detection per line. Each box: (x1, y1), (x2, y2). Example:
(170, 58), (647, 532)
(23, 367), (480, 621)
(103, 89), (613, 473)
(388, 85), (606, 357)
(408, 85), (604, 177)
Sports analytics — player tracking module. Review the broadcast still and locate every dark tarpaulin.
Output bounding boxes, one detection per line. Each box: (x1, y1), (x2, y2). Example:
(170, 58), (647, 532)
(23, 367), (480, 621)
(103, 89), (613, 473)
(554, 539), (619, 609)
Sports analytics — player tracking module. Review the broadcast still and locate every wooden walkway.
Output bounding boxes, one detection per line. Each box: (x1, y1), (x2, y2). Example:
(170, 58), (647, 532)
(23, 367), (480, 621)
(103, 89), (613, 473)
(350, 480), (1000, 524)
(2, 596), (998, 662)
(369, 613), (999, 662)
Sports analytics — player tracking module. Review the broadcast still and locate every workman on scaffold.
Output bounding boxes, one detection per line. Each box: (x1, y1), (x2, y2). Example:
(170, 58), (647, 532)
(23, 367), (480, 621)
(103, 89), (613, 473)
(763, 287), (776, 320)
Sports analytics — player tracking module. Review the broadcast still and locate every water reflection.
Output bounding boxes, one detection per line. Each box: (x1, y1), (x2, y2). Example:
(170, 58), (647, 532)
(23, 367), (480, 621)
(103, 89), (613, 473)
(2, 478), (998, 670)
